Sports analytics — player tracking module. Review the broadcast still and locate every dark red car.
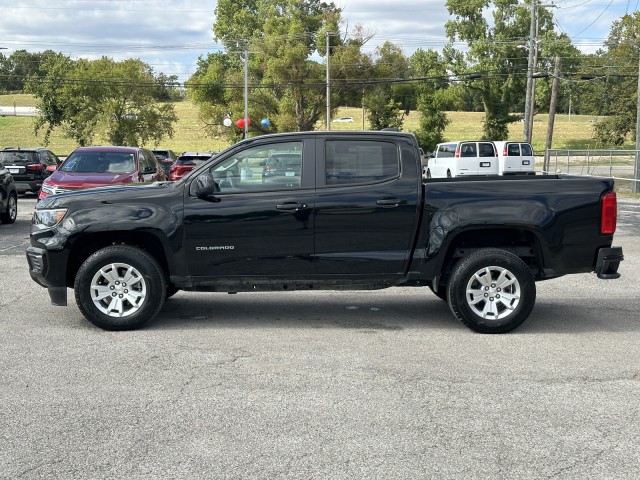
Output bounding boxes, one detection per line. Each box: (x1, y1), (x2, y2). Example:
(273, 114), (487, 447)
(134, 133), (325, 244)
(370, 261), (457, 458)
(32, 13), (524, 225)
(169, 151), (217, 181)
(38, 146), (166, 200)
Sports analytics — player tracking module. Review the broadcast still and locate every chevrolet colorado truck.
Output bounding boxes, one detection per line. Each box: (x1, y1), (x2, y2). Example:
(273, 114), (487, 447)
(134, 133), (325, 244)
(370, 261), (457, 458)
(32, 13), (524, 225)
(27, 131), (623, 333)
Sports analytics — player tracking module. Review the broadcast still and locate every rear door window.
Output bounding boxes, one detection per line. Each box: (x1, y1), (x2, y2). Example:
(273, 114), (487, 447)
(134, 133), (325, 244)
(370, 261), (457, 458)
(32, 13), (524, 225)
(324, 140), (399, 185)
(460, 143), (477, 157)
(507, 144), (521, 156)
(479, 142), (496, 157)
(521, 143), (533, 155)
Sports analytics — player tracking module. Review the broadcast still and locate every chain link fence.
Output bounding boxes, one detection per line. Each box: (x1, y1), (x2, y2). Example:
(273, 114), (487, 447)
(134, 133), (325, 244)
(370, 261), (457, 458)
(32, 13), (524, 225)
(544, 149), (640, 194)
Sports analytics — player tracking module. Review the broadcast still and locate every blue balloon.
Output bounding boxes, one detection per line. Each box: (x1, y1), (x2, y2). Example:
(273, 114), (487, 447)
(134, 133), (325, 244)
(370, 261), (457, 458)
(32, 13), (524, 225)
(261, 118), (271, 128)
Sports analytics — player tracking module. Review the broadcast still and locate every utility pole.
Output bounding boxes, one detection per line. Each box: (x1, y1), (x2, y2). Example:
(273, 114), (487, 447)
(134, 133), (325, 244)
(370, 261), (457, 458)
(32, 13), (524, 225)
(544, 56), (561, 174)
(243, 44), (249, 139)
(523, 0), (537, 143)
(326, 32), (332, 130)
(635, 46), (640, 194)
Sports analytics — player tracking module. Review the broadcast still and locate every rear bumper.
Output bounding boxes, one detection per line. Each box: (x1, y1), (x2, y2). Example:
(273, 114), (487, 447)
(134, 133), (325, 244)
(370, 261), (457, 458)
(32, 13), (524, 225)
(595, 246), (623, 279)
(14, 180), (41, 193)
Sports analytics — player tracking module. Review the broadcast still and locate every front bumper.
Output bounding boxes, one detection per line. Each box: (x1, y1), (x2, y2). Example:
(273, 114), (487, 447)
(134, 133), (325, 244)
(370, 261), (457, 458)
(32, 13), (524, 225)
(595, 246), (623, 279)
(26, 245), (69, 305)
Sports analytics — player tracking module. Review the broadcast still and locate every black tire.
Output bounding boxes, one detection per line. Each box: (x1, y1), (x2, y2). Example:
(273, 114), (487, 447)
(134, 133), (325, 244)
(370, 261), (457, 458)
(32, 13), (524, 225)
(447, 248), (536, 334)
(428, 284), (447, 301)
(0, 193), (17, 224)
(426, 169), (432, 179)
(446, 169), (452, 178)
(74, 245), (167, 330)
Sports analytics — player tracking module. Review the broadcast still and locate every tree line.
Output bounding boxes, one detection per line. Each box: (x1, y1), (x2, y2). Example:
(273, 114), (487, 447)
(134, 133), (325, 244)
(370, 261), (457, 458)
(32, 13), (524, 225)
(1, 0), (638, 150)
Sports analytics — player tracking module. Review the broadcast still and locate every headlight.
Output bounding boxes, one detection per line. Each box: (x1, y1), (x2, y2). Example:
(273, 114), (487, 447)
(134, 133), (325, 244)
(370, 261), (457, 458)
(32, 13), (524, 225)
(40, 184), (56, 195)
(32, 209), (68, 229)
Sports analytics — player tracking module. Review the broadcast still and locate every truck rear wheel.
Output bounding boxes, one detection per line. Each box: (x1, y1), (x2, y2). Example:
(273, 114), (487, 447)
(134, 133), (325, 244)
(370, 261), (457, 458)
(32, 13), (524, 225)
(447, 248), (536, 333)
(74, 245), (166, 330)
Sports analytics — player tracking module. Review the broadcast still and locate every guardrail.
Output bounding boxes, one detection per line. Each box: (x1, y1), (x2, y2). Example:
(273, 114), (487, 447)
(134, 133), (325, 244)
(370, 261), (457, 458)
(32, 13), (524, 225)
(545, 149), (640, 194)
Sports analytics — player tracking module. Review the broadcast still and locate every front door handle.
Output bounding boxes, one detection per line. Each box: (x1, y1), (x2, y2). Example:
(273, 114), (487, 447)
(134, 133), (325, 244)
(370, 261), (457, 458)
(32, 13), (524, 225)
(376, 198), (406, 207)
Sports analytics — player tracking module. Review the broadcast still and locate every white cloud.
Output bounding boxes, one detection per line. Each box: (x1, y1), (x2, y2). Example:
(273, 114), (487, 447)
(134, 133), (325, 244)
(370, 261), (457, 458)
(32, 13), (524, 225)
(0, 0), (631, 82)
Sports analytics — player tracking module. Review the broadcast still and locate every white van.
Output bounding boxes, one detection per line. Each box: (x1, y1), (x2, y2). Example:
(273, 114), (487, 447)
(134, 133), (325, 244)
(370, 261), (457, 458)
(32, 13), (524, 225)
(425, 141), (499, 178)
(492, 141), (535, 175)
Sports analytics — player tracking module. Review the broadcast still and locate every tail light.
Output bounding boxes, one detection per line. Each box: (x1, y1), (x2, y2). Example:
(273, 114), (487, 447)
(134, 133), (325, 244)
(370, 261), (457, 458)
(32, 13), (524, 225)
(601, 192), (617, 234)
(454, 147), (460, 158)
(503, 146), (508, 156)
(26, 163), (43, 171)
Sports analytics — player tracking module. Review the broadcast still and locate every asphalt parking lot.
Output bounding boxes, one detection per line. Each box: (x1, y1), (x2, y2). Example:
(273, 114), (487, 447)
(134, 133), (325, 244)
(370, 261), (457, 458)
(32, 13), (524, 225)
(1, 195), (639, 479)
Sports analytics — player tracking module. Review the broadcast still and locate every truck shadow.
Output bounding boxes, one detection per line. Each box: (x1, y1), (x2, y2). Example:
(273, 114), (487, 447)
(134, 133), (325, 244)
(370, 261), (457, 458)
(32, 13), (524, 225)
(149, 291), (639, 334)
(152, 291), (457, 332)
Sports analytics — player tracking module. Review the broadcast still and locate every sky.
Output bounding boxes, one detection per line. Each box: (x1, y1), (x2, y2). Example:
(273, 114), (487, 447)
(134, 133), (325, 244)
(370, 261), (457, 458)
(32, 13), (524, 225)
(0, 0), (636, 84)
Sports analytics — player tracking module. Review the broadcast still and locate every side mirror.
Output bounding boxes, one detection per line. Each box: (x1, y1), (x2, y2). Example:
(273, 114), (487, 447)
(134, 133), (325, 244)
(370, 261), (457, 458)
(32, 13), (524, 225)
(194, 173), (220, 198)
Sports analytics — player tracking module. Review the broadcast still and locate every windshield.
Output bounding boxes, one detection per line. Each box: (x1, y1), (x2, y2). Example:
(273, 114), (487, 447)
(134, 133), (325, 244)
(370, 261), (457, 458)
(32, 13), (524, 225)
(0, 151), (38, 164)
(61, 152), (136, 173)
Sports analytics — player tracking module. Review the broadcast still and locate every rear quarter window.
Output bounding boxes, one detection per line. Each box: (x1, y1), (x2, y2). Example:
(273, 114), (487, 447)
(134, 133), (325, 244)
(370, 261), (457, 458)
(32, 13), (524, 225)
(436, 144), (456, 157)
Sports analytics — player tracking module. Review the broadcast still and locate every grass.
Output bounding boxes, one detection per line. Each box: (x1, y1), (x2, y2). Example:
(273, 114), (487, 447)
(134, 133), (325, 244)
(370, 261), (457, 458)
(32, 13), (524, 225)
(0, 93), (633, 156)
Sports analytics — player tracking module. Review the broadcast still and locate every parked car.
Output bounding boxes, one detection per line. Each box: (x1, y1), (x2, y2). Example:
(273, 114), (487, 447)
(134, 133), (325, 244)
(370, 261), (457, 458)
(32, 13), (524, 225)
(0, 147), (61, 194)
(151, 149), (178, 176)
(424, 141), (498, 178)
(332, 116), (354, 123)
(38, 146), (166, 200)
(169, 151), (217, 181)
(492, 141), (536, 175)
(0, 159), (18, 224)
(260, 152), (302, 186)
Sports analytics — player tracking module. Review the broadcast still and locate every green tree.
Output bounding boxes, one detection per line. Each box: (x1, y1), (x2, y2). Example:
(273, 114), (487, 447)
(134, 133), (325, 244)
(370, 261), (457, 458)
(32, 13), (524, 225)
(201, 0), (341, 136)
(410, 49), (453, 152)
(444, 0), (569, 139)
(592, 12), (640, 145)
(329, 26), (374, 109)
(186, 52), (243, 141)
(26, 56), (176, 146)
(0, 50), (64, 93)
(365, 41), (410, 130)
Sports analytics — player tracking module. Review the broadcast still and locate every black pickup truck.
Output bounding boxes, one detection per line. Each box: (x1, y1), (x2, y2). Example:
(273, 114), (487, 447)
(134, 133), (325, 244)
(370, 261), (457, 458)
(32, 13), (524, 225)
(27, 131), (623, 333)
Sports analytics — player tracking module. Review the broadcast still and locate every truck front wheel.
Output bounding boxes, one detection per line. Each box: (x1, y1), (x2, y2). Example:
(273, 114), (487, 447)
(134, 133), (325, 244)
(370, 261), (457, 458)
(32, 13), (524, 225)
(74, 245), (167, 330)
(447, 249), (536, 333)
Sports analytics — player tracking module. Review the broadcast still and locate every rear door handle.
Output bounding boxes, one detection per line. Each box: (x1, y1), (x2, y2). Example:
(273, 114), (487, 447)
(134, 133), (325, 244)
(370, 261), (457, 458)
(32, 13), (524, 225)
(276, 202), (306, 211)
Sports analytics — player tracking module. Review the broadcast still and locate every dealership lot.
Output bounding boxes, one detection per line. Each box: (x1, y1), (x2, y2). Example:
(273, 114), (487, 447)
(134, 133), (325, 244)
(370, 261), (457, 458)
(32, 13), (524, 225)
(1, 195), (639, 478)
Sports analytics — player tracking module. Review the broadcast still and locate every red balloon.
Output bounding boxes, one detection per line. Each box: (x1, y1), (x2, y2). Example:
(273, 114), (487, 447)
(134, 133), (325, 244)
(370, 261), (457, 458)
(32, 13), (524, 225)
(235, 118), (251, 129)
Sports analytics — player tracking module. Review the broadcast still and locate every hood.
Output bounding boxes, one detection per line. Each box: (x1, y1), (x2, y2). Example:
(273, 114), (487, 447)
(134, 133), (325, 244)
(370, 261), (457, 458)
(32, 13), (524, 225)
(46, 171), (135, 189)
(36, 181), (178, 210)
